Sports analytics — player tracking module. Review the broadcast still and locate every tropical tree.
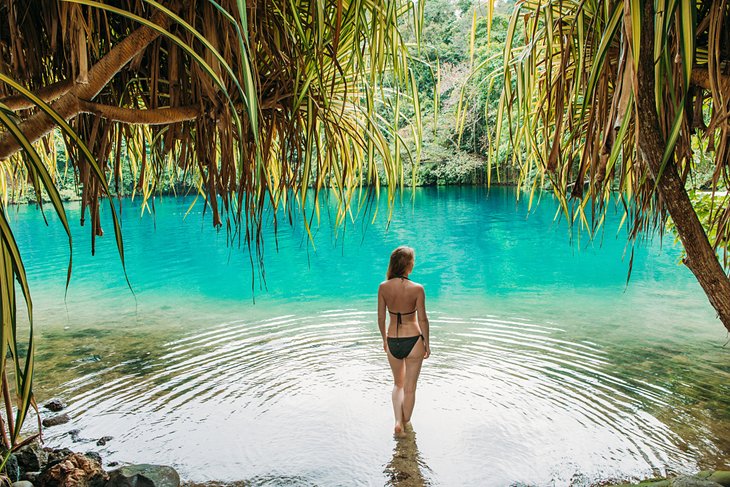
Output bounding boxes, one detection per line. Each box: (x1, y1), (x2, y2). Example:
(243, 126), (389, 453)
(493, 0), (730, 333)
(0, 0), (420, 452)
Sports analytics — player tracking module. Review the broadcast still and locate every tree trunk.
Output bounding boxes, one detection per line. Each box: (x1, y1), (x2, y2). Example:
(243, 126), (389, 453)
(636, 0), (730, 333)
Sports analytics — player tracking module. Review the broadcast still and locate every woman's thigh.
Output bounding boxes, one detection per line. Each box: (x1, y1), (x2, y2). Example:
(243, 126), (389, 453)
(404, 339), (425, 386)
(387, 352), (406, 386)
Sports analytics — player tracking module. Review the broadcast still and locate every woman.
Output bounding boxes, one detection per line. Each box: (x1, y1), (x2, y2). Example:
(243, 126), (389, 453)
(377, 246), (430, 436)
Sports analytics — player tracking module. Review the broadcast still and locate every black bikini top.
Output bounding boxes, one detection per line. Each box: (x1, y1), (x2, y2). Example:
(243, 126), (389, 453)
(388, 274), (416, 334)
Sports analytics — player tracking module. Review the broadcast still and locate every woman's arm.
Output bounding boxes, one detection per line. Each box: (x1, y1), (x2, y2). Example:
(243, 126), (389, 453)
(377, 284), (388, 352)
(416, 285), (430, 358)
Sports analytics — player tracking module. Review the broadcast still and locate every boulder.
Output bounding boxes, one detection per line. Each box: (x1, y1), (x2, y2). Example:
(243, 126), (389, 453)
(709, 472), (730, 487)
(37, 453), (108, 487)
(105, 465), (180, 487)
(13, 481), (35, 487)
(43, 399), (67, 412)
(16, 443), (48, 474)
(671, 476), (723, 487)
(42, 414), (71, 428)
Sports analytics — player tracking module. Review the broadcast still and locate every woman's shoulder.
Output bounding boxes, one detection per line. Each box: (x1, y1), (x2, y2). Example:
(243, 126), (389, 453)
(404, 280), (424, 295)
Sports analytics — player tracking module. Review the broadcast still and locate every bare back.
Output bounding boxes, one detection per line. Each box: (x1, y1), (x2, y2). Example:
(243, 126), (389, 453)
(378, 277), (425, 338)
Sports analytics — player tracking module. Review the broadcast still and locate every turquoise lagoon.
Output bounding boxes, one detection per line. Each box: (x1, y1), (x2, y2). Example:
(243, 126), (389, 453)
(8, 186), (730, 486)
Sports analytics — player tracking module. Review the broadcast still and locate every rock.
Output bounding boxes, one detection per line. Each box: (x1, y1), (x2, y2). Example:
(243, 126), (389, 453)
(83, 453), (101, 464)
(4, 453), (20, 482)
(43, 449), (74, 469)
(670, 476), (723, 487)
(709, 472), (730, 487)
(96, 437), (113, 447)
(42, 414), (71, 428)
(68, 430), (82, 443)
(43, 399), (67, 412)
(75, 356), (101, 363)
(106, 465), (180, 487)
(16, 443), (48, 474)
(13, 481), (35, 487)
(23, 472), (41, 482)
(106, 463), (118, 469)
(37, 453), (108, 487)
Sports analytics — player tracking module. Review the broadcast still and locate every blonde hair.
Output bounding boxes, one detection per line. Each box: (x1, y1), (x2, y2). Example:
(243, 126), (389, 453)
(386, 246), (415, 280)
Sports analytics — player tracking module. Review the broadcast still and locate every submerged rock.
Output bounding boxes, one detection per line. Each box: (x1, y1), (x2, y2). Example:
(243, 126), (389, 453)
(44, 399), (67, 412)
(106, 465), (180, 487)
(671, 476), (722, 487)
(610, 472), (730, 486)
(42, 414), (71, 428)
(37, 453), (108, 487)
(708, 472), (730, 487)
(95, 437), (113, 447)
(13, 481), (35, 487)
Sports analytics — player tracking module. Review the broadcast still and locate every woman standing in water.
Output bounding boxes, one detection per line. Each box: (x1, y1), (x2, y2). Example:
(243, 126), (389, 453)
(377, 246), (430, 435)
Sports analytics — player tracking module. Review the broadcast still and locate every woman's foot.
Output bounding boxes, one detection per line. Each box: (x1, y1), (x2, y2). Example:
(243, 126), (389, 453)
(394, 421), (404, 436)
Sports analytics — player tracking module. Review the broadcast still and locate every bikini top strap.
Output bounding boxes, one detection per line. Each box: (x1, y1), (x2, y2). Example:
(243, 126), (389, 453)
(389, 309), (417, 338)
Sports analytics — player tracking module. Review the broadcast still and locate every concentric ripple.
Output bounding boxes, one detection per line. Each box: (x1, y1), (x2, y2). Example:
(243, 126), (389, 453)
(35, 310), (723, 487)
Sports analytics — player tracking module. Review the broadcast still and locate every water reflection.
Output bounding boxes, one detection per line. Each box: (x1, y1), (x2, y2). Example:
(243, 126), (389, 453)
(384, 424), (430, 486)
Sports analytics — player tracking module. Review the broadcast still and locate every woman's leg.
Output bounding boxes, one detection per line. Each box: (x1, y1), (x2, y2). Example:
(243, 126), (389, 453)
(387, 352), (406, 434)
(402, 339), (426, 424)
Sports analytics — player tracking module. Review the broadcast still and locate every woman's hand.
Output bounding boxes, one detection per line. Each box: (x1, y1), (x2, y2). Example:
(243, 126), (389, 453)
(424, 345), (430, 359)
(383, 340), (389, 354)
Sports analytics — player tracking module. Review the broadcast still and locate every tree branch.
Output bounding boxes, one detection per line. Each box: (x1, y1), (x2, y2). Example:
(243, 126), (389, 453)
(78, 100), (201, 124)
(0, 79), (74, 111)
(0, 11), (170, 160)
(691, 67), (730, 93)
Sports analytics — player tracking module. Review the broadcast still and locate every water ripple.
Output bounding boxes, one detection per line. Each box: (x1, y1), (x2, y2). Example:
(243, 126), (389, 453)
(33, 310), (722, 486)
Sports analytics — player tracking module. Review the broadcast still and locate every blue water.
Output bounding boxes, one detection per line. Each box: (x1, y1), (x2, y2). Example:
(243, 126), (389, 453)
(8, 186), (730, 486)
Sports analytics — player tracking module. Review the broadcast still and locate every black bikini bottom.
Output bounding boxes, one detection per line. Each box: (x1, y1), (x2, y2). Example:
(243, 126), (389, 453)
(387, 335), (423, 360)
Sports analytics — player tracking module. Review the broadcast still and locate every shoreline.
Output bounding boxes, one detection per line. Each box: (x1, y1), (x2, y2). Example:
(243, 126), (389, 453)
(6, 440), (729, 487)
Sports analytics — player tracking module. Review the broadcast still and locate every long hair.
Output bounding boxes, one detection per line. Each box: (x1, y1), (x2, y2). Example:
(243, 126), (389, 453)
(386, 246), (415, 279)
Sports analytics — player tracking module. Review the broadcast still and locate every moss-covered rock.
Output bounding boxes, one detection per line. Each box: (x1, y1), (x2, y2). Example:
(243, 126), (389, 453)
(670, 475), (722, 486)
(708, 472), (730, 487)
(610, 472), (730, 487)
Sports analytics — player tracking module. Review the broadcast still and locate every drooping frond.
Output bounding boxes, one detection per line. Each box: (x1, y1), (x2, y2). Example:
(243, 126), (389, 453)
(0, 0), (421, 448)
(492, 0), (730, 251)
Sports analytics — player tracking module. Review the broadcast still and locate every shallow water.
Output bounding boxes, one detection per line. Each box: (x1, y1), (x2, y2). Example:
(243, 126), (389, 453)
(8, 186), (730, 486)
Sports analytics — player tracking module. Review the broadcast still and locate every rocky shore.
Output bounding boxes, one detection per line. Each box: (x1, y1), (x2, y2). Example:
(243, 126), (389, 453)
(1, 398), (181, 487)
(2, 444), (180, 487)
